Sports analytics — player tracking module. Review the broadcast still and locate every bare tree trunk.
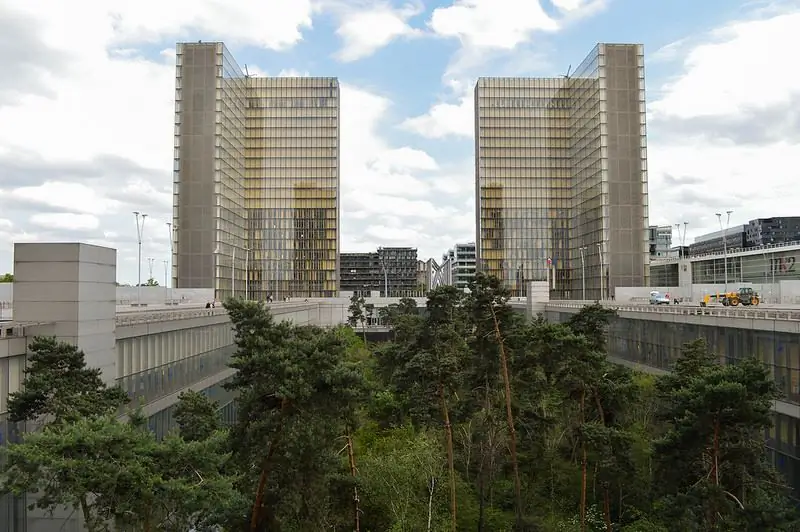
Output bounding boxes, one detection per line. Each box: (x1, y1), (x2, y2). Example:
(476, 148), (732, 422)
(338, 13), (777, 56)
(427, 477), (436, 532)
(346, 434), (361, 532)
(489, 304), (523, 528)
(440, 382), (458, 532)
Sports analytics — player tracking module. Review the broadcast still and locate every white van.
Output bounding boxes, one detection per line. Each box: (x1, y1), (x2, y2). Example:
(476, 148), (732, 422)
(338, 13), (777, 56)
(649, 291), (670, 305)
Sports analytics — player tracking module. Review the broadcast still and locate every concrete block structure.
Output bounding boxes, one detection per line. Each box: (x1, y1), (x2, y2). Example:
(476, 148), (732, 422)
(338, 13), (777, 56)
(13, 243), (117, 383)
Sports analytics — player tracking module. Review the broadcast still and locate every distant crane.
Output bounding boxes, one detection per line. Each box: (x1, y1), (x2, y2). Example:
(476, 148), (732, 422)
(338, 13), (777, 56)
(563, 64), (572, 79)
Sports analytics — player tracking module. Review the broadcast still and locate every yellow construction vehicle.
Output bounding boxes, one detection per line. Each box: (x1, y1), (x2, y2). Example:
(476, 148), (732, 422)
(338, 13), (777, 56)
(725, 287), (760, 306)
(700, 287), (760, 307)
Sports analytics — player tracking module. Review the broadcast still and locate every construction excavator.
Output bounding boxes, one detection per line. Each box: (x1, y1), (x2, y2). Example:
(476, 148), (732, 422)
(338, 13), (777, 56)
(700, 287), (760, 307)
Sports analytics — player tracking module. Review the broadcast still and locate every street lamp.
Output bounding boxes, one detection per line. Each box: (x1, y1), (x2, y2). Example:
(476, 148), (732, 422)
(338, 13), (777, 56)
(147, 257), (155, 282)
(244, 246), (251, 300)
(166, 222), (174, 301)
(163, 260), (168, 294)
(133, 212), (148, 305)
(378, 248), (389, 297)
(579, 246), (587, 300)
(716, 210), (733, 293)
(597, 243), (604, 300)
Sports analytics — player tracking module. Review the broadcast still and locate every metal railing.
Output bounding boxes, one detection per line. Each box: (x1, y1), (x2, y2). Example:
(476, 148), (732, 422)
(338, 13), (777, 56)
(113, 300), (311, 326)
(545, 301), (800, 322)
(115, 307), (229, 326)
(652, 239), (800, 265)
(0, 323), (25, 338)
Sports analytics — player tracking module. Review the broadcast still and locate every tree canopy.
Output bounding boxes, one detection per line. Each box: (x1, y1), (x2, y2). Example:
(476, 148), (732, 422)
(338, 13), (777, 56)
(1, 282), (796, 531)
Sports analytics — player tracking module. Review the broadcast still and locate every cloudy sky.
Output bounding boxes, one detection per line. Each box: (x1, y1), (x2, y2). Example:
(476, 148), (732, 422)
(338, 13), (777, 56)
(0, 0), (798, 284)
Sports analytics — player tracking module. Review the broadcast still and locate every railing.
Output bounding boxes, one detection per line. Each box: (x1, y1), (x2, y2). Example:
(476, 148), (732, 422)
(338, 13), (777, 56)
(652, 240), (800, 265)
(115, 307), (229, 326)
(545, 301), (800, 321)
(0, 323), (25, 338)
(113, 300), (309, 326)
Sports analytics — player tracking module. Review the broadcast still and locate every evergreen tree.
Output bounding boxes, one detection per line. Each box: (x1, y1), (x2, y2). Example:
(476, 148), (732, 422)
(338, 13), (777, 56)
(7, 336), (129, 425)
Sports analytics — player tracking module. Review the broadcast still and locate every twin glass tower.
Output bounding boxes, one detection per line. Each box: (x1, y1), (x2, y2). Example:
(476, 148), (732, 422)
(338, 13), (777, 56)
(475, 44), (650, 300)
(173, 42), (649, 302)
(172, 42), (340, 300)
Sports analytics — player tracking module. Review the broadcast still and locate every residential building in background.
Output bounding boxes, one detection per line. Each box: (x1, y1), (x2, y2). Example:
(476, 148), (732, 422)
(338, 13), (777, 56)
(746, 217), (800, 247)
(649, 225), (672, 258)
(474, 43), (649, 299)
(173, 42), (340, 300)
(340, 247), (419, 296)
(417, 258), (439, 294)
(441, 242), (476, 291)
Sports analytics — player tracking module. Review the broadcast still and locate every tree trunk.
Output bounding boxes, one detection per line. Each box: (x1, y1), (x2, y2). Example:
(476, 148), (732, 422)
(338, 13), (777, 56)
(603, 487), (612, 532)
(427, 477), (436, 532)
(346, 434), (361, 532)
(580, 390), (588, 532)
(440, 382), (458, 532)
(250, 398), (288, 532)
(489, 304), (523, 528)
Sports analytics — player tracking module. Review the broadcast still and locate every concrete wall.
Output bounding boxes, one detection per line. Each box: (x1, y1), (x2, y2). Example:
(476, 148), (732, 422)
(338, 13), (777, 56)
(116, 286), (214, 305)
(13, 243), (118, 384)
(615, 280), (800, 304)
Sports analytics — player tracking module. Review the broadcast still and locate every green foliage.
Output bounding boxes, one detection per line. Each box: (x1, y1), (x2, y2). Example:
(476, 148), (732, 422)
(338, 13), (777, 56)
(0, 272), (12, 282)
(223, 297), (366, 530)
(0, 416), (238, 531)
(7, 336), (129, 424)
(174, 389), (220, 442)
(2, 279), (794, 531)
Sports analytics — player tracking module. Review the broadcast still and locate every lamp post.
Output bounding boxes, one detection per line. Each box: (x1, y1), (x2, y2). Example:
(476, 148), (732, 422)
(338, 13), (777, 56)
(166, 222), (174, 302)
(579, 246), (587, 300)
(597, 243), (604, 300)
(163, 260), (168, 296)
(378, 248), (388, 297)
(244, 246), (250, 300)
(147, 257), (155, 283)
(133, 212), (148, 304)
(716, 210), (733, 293)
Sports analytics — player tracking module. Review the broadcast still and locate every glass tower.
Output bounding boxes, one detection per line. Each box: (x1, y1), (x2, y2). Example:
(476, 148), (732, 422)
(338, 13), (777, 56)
(174, 43), (340, 300)
(474, 43), (649, 299)
(245, 77), (340, 299)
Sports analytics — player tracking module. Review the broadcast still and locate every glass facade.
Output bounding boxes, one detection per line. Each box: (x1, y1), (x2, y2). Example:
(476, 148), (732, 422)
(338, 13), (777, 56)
(474, 77), (571, 297)
(174, 42), (248, 300)
(475, 43), (649, 299)
(175, 43), (341, 300)
(246, 77), (340, 299)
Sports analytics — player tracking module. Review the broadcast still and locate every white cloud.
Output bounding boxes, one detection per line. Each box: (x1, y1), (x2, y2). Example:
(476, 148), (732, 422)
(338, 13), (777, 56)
(401, 90), (474, 139)
(30, 213), (100, 232)
(334, 2), (422, 62)
(647, 7), (800, 241)
(429, 0), (557, 50)
(649, 10), (800, 120)
(105, 0), (314, 50)
(406, 0), (602, 140)
(9, 182), (122, 215)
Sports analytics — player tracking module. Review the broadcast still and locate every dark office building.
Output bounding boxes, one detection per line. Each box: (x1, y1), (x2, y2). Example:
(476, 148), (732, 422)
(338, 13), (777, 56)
(340, 247), (418, 296)
(689, 226), (747, 256)
(746, 217), (800, 247)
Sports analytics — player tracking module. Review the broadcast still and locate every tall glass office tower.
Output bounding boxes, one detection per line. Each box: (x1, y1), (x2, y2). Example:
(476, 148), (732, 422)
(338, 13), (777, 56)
(475, 43), (649, 299)
(173, 42), (340, 300)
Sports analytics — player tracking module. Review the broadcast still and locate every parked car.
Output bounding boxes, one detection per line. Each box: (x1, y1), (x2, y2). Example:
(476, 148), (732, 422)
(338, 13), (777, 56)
(649, 291), (670, 305)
